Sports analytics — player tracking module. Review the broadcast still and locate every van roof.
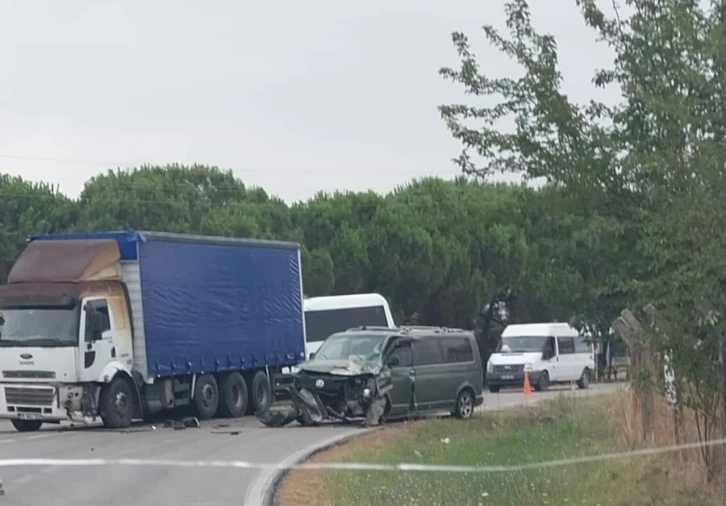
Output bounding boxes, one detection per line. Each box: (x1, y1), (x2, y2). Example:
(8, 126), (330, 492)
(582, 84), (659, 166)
(501, 323), (579, 338)
(345, 325), (472, 338)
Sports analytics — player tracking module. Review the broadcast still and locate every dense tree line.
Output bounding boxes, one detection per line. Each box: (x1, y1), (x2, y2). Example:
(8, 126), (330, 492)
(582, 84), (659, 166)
(0, 165), (621, 359)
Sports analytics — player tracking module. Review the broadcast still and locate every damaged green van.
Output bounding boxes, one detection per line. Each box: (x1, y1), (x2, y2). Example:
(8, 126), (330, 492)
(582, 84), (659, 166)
(257, 326), (484, 427)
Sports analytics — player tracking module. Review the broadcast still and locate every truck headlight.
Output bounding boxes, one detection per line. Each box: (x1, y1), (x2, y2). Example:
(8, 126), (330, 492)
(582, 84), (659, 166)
(486, 361), (493, 373)
(290, 366), (300, 374)
(523, 363), (534, 371)
(362, 388), (372, 398)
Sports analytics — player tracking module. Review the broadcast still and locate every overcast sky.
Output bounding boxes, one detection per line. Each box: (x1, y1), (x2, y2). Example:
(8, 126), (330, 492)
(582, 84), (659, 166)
(0, 0), (618, 203)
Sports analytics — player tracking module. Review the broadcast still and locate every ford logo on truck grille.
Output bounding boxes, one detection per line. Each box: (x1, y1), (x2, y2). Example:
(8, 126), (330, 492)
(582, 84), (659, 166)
(20, 353), (32, 360)
(315, 379), (325, 388)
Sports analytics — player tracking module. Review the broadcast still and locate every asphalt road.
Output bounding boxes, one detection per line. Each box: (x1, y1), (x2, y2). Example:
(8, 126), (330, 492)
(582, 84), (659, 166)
(0, 383), (624, 506)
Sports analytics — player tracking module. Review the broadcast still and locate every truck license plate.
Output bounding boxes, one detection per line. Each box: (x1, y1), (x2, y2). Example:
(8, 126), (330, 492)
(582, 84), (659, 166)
(18, 413), (41, 420)
(501, 374), (514, 380)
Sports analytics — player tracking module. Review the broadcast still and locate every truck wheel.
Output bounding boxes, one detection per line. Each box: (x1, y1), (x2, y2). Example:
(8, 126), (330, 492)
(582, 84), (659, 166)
(194, 374), (219, 420)
(11, 419), (42, 432)
(250, 371), (272, 414)
(219, 373), (248, 418)
(100, 377), (134, 429)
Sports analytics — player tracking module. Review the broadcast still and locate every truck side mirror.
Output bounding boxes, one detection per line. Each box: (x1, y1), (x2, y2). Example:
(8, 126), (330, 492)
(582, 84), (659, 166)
(386, 356), (400, 368)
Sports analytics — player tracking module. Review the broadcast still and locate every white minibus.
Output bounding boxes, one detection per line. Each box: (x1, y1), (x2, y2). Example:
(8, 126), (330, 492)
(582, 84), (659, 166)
(303, 293), (395, 358)
(485, 323), (595, 392)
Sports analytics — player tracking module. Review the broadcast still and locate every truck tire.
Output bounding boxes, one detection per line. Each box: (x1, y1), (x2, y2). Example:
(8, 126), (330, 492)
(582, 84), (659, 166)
(219, 372), (248, 418)
(100, 377), (134, 429)
(250, 371), (272, 414)
(11, 419), (42, 432)
(193, 374), (220, 420)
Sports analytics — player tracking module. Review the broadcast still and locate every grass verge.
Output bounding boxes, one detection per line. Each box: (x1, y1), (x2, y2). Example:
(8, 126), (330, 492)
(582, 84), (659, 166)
(276, 392), (724, 506)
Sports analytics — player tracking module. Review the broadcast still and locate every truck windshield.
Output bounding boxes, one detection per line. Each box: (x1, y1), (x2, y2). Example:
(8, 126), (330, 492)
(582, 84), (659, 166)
(495, 335), (547, 353)
(0, 307), (79, 347)
(314, 333), (387, 361)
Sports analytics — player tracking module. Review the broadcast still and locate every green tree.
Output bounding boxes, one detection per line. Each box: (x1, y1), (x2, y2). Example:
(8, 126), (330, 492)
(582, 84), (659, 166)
(0, 174), (79, 281)
(439, 0), (726, 478)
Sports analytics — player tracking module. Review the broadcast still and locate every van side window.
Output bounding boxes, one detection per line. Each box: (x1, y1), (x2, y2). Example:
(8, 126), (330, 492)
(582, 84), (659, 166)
(443, 337), (474, 363)
(413, 339), (443, 366)
(387, 341), (412, 368)
(557, 336), (575, 355)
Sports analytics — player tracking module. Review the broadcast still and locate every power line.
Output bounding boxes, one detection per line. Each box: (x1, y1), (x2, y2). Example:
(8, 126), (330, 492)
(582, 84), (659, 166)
(0, 187), (401, 207)
(0, 153), (454, 176)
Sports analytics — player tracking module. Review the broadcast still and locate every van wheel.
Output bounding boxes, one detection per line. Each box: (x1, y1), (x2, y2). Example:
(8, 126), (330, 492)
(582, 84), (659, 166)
(11, 419), (42, 432)
(534, 371), (549, 392)
(453, 389), (474, 419)
(100, 377), (134, 429)
(488, 385), (501, 393)
(219, 373), (249, 418)
(250, 371), (272, 414)
(194, 374), (220, 420)
(577, 369), (590, 389)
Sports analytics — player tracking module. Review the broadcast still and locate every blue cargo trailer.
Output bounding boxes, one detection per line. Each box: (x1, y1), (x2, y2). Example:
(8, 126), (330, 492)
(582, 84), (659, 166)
(0, 231), (306, 431)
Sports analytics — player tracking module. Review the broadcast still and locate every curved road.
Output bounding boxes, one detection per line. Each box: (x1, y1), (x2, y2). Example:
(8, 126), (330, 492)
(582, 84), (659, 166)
(0, 383), (621, 506)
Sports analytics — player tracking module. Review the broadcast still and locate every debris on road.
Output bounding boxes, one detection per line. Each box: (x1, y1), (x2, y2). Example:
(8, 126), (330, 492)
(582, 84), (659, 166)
(161, 416), (201, 430)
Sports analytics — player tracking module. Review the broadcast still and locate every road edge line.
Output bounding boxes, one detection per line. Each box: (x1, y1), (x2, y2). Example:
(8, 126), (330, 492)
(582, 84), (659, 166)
(244, 427), (374, 506)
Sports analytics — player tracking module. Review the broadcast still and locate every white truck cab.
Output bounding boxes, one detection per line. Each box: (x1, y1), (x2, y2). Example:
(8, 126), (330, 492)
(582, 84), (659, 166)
(485, 322), (595, 392)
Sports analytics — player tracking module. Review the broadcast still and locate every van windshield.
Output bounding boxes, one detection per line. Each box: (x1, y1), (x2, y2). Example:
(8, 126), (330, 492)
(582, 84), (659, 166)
(314, 333), (387, 362)
(495, 335), (547, 353)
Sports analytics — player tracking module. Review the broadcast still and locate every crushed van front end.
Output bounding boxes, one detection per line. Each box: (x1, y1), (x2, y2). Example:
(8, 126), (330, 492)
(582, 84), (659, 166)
(257, 364), (390, 427)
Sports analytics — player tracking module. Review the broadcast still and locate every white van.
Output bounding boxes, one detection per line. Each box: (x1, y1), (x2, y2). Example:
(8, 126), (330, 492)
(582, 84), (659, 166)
(485, 323), (595, 392)
(303, 293), (395, 358)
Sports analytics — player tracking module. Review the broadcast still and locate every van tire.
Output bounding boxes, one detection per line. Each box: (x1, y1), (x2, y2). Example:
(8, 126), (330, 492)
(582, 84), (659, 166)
(577, 369), (590, 389)
(193, 374), (220, 420)
(11, 419), (42, 432)
(488, 385), (501, 393)
(250, 371), (272, 414)
(534, 371), (549, 392)
(219, 373), (248, 418)
(100, 377), (134, 429)
(453, 389), (475, 419)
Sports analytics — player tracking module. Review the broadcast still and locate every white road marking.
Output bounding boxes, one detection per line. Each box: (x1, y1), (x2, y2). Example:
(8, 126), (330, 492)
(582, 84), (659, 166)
(0, 435), (722, 474)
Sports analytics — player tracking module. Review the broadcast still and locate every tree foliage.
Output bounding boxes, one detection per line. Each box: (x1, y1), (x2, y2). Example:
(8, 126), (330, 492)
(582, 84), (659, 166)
(0, 164), (616, 359)
(439, 0), (726, 477)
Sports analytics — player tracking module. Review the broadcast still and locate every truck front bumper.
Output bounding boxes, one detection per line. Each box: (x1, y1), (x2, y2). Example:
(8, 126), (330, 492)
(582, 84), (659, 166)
(0, 382), (86, 422)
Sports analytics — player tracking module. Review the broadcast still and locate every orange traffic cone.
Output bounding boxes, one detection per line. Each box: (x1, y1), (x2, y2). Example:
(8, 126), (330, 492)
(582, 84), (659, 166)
(523, 373), (532, 395)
